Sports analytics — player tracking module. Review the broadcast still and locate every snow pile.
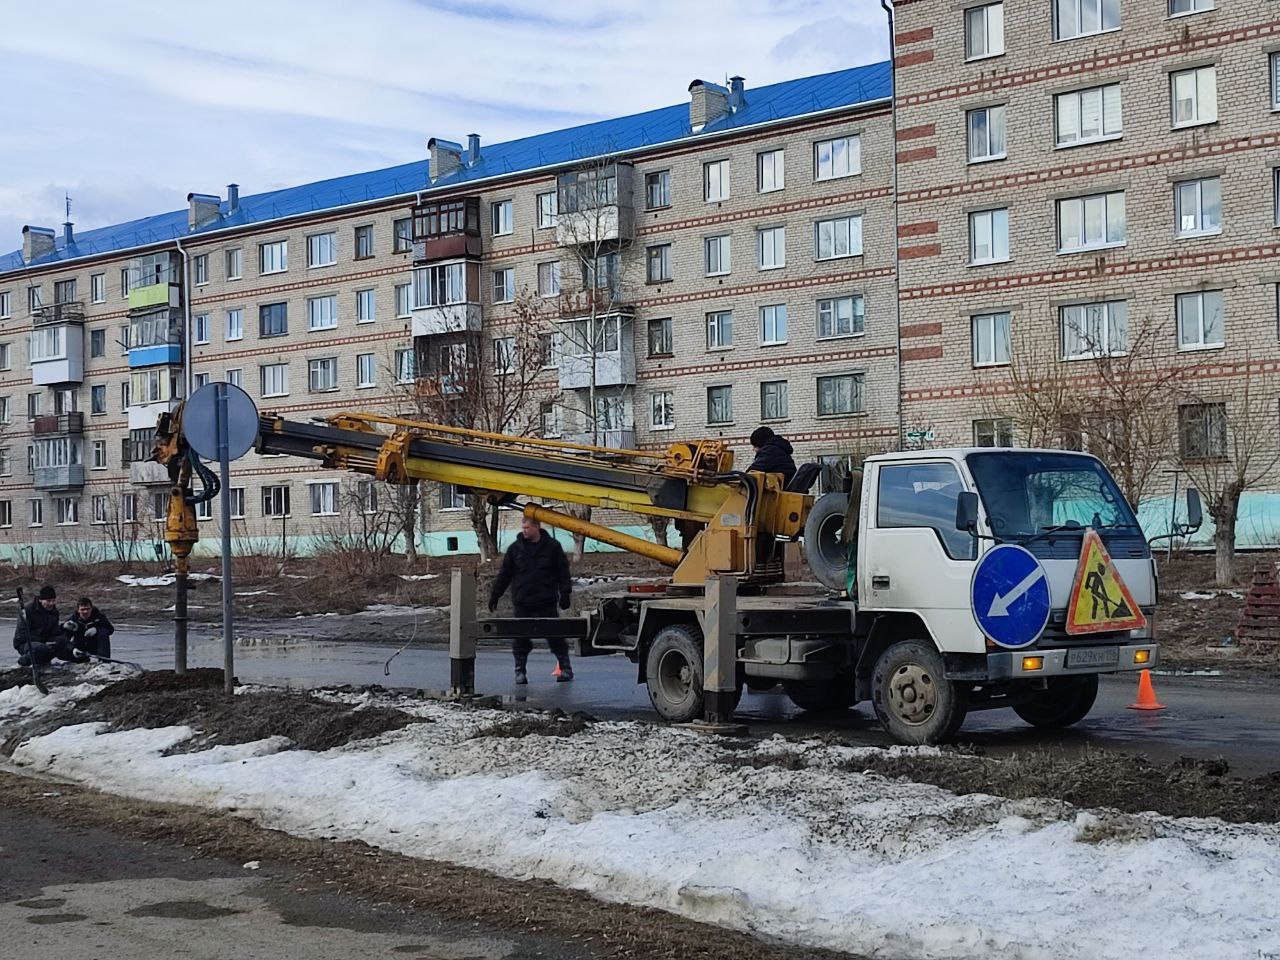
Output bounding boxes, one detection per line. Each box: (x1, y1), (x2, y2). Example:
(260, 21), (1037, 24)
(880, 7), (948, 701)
(398, 574), (439, 582)
(7, 693), (1279, 960)
(0, 663), (121, 723)
(117, 573), (218, 587)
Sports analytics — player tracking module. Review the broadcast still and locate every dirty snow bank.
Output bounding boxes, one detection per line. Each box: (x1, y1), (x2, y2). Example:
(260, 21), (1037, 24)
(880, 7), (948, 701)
(8, 696), (1280, 960)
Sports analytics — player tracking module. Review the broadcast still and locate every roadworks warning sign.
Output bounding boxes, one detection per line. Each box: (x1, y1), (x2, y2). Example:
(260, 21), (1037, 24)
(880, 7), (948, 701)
(1065, 528), (1147, 635)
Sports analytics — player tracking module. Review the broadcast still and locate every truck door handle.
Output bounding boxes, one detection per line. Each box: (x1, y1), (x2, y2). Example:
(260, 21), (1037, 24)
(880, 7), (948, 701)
(871, 576), (891, 589)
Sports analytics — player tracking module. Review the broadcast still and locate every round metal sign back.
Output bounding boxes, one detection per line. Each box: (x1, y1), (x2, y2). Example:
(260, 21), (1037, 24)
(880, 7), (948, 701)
(182, 382), (259, 461)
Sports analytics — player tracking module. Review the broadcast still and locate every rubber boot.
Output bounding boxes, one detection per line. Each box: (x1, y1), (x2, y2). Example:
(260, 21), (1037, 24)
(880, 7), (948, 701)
(514, 655), (528, 685)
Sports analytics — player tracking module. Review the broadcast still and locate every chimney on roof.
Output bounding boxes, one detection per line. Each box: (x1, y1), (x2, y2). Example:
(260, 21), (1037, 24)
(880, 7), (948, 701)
(62, 221), (75, 247)
(428, 138), (464, 182)
(187, 192), (222, 231)
(728, 76), (746, 112)
(688, 79), (731, 132)
(467, 133), (481, 166)
(226, 183), (240, 215)
(22, 226), (56, 263)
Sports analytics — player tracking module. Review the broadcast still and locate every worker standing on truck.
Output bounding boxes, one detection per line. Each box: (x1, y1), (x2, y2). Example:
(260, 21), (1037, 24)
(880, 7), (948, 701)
(489, 515), (574, 685)
(747, 426), (797, 487)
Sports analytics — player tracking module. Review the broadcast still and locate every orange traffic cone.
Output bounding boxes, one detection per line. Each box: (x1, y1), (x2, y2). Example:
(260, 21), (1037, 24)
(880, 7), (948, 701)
(1127, 669), (1165, 711)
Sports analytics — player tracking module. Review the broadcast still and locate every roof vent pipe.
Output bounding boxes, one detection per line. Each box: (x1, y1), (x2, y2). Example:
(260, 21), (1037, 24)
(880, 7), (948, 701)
(62, 221), (74, 246)
(467, 133), (481, 166)
(728, 76), (745, 111)
(226, 183), (240, 215)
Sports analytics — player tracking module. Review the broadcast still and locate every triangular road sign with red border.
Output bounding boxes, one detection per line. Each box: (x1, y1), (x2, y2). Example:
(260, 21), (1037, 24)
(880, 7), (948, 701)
(1065, 528), (1147, 635)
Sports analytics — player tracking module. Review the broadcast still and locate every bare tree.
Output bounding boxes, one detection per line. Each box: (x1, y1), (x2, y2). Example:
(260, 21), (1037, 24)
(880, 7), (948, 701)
(99, 481), (143, 570)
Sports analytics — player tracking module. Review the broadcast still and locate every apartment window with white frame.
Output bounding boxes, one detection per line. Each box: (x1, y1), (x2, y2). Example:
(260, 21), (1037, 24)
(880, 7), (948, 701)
(706, 310), (733, 349)
(1271, 53), (1280, 111)
(646, 245), (671, 283)
(0, 292), (9, 318)
(356, 353), (376, 388)
(1055, 84), (1122, 146)
(493, 336), (515, 374)
(27, 286), (41, 311)
(1054, 0), (1120, 40)
(228, 487), (245, 519)
(193, 313), (210, 344)
(969, 208), (1010, 264)
(704, 159), (730, 202)
(758, 226), (785, 269)
(650, 391), (675, 430)
(0, 344), (8, 371)
(1060, 300), (1128, 359)
(357, 480), (378, 514)
(537, 261), (561, 297)
(128, 368), (172, 405)
(260, 363), (288, 397)
(393, 218), (413, 253)
(967, 105), (1006, 162)
(91, 495), (109, 524)
(225, 248), (242, 280)
(817, 295), (865, 339)
(0, 447), (8, 476)
(537, 191), (557, 228)
(28, 498), (42, 527)
(492, 268), (515, 304)
(395, 348), (416, 383)
(705, 234), (731, 275)
(262, 485), (290, 518)
(815, 215), (863, 259)
(55, 497), (78, 525)
(259, 240), (287, 274)
(0, 397), (8, 423)
(225, 308), (243, 341)
(1177, 290), (1224, 350)
(354, 224), (374, 259)
(306, 295), (337, 332)
(193, 254), (209, 285)
(646, 170), (671, 209)
(491, 200), (513, 236)
(817, 374), (865, 416)
(647, 317), (673, 357)
(1057, 191), (1125, 252)
(1175, 177), (1221, 237)
(150, 491), (167, 521)
(0, 501), (10, 527)
(974, 418), (1015, 447)
(760, 304), (788, 345)
(119, 271), (129, 298)
(965, 2), (1004, 59)
(760, 380), (789, 421)
(193, 372), (210, 390)
(90, 273), (105, 303)
(758, 149), (785, 192)
(226, 368), (242, 388)
(1169, 0), (1213, 16)
(307, 232), (337, 267)
(395, 283), (412, 318)
(972, 311), (1011, 366)
(440, 484), (467, 511)
(814, 135), (860, 180)
(308, 357), (338, 392)
(707, 385), (733, 425)
(309, 481), (339, 516)
(356, 288), (375, 322)
(1171, 65), (1217, 127)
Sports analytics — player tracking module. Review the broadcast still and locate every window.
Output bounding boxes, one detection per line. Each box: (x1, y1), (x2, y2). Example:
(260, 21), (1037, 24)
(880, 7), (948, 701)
(357, 481), (379, 514)
(1057, 191), (1125, 252)
(30, 326), (66, 363)
(646, 245), (671, 283)
(193, 254), (209, 285)
(259, 301), (288, 337)
(969, 208), (1010, 264)
(1055, 84), (1122, 146)
(90, 273), (105, 303)
(965, 2), (1005, 59)
(228, 488), (244, 519)
(1170, 0), (1213, 15)
(1175, 177), (1221, 236)
(260, 363), (288, 397)
(707, 385), (733, 424)
(704, 160), (730, 202)
(705, 234), (731, 275)
(967, 106), (1007, 162)
(1060, 300), (1128, 358)
(193, 497), (212, 522)
(0, 448), (8, 475)
(308, 357), (338, 392)
(537, 261), (561, 297)
(414, 263), (467, 308)
(758, 149), (785, 192)
(307, 295), (337, 331)
(354, 225), (374, 259)
(193, 313), (210, 344)
(492, 268), (515, 304)
(226, 369), (242, 388)
(55, 497), (78, 525)
(395, 283), (412, 318)
(706, 310), (733, 349)
(758, 226), (786, 269)
(539, 333), (555, 367)
(817, 373), (865, 416)
(493, 336), (515, 374)
(309, 481), (338, 516)
(0, 397), (8, 423)
(90, 495), (109, 524)
(537, 191), (558, 229)
(28, 499), (42, 527)
(760, 380), (788, 420)
(27, 392), (40, 419)
(119, 270), (130, 298)
(972, 312), (1011, 366)
(1177, 290), (1225, 349)
(0, 344), (8, 370)
(814, 135), (860, 180)
(650, 391), (675, 430)
(120, 382), (130, 412)
(89, 328), (105, 358)
(0, 501), (9, 527)
(1272, 53), (1280, 111)
(814, 215), (863, 259)
(1054, 0), (1120, 40)
(91, 384), (107, 414)
(1171, 66), (1217, 127)
(395, 348), (416, 383)
(0, 292), (8, 317)
(307, 232), (336, 267)
(878, 462), (976, 560)
(760, 304), (788, 345)
(647, 317), (673, 357)
(646, 170), (671, 209)
(490, 200), (513, 236)
(440, 484), (467, 511)
(262, 485), (291, 518)
(393, 217), (413, 253)
(1179, 403), (1226, 459)
(150, 491), (168, 521)
(226, 308), (243, 341)
(26, 445), (33, 474)
(356, 353), (376, 387)
(225, 248), (242, 280)
(356, 288), (375, 323)
(129, 368), (176, 405)
(53, 278), (75, 303)
(259, 240), (287, 274)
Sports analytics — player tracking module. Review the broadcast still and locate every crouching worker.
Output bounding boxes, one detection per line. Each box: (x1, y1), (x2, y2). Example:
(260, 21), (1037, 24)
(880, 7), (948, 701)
(488, 515), (573, 685)
(63, 597), (115, 659)
(14, 585), (77, 667)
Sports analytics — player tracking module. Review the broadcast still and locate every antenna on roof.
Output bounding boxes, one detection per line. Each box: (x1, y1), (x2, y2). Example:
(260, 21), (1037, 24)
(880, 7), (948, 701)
(65, 194), (71, 220)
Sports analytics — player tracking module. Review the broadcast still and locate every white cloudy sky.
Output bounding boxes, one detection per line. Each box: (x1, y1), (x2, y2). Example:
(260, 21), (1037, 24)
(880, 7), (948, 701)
(0, 0), (889, 254)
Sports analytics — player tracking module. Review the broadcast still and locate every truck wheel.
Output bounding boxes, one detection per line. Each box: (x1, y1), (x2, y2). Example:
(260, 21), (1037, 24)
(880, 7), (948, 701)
(1013, 674), (1099, 728)
(872, 641), (968, 745)
(803, 492), (849, 592)
(782, 674), (856, 713)
(645, 624), (705, 723)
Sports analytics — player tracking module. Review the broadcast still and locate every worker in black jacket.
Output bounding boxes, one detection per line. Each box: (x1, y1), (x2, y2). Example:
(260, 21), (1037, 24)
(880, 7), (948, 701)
(489, 515), (573, 684)
(62, 597), (115, 659)
(747, 426), (797, 487)
(14, 585), (77, 667)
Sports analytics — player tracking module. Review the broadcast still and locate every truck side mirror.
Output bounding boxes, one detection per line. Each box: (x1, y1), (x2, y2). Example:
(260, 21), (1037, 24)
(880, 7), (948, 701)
(1185, 488), (1203, 533)
(955, 491), (979, 534)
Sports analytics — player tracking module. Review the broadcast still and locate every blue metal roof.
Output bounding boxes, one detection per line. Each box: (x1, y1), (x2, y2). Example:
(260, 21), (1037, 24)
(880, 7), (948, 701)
(0, 62), (890, 277)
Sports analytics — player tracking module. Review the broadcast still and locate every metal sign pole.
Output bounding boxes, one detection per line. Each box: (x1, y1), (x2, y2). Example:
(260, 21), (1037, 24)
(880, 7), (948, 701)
(216, 384), (235, 695)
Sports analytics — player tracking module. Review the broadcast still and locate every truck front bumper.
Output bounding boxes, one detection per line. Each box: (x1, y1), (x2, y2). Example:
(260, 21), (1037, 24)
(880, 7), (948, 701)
(986, 643), (1158, 680)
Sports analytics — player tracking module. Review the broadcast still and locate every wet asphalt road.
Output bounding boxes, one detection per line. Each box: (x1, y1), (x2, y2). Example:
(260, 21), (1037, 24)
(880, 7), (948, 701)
(84, 620), (1280, 777)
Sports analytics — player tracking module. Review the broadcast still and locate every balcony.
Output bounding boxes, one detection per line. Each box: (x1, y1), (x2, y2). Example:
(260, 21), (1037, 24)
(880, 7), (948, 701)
(128, 282), (180, 312)
(130, 460), (170, 485)
(33, 463), (85, 491)
(562, 428), (636, 450)
(555, 164), (635, 246)
(29, 323), (85, 386)
(414, 375), (465, 399)
(412, 197), (482, 263)
(33, 300), (85, 325)
(411, 302), (482, 338)
(128, 397), (181, 431)
(33, 413), (84, 436)
(557, 313), (635, 390)
(129, 307), (183, 367)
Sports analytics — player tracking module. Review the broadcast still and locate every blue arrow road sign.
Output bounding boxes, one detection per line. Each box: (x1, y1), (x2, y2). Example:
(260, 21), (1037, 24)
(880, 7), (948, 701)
(971, 544), (1051, 649)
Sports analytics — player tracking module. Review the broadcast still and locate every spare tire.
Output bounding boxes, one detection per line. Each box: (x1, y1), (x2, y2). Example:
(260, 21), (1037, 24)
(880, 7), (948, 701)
(803, 492), (849, 592)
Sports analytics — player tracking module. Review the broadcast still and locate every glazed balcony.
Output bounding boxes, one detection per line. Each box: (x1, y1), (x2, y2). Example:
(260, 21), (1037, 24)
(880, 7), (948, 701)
(412, 197), (482, 262)
(33, 463), (85, 491)
(555, 164), (634, 246)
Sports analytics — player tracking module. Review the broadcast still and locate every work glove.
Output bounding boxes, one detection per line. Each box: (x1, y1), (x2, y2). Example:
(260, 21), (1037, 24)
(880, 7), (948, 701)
(558, 594), (571, 611)
(62, 620), (77, 633)
(84, 627), (97, 639)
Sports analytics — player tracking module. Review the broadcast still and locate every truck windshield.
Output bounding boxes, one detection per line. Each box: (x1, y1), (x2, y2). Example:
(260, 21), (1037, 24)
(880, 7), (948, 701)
(965, 451), (1141, 542)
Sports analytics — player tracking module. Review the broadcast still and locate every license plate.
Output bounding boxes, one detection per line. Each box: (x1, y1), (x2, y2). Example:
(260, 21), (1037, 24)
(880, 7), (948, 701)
(1067, 647), (1120, 668)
